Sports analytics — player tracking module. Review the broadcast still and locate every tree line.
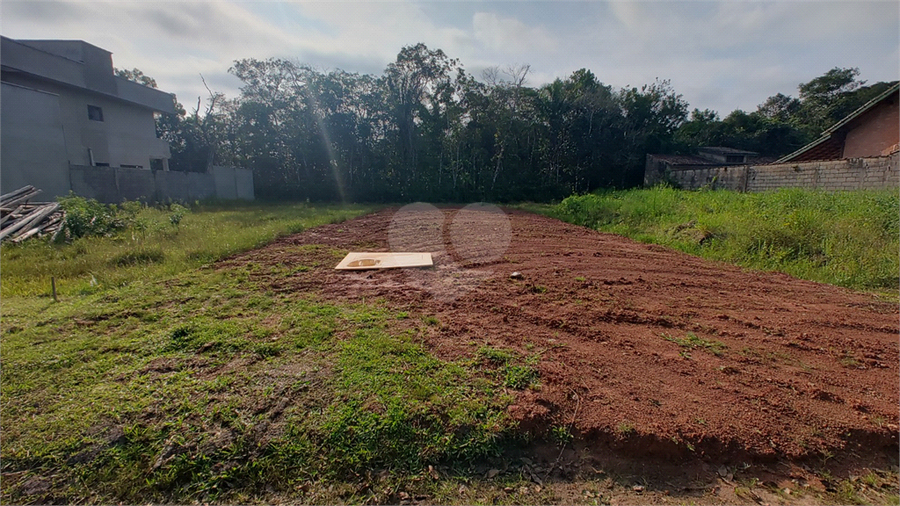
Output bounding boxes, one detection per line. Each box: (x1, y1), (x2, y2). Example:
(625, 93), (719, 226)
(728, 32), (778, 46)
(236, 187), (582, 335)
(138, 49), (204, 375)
(137, 46), (895, 202)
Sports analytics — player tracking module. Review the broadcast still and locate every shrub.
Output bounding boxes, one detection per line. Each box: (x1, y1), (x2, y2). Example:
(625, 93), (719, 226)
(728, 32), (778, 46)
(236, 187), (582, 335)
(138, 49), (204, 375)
(57, 193), (126, 239)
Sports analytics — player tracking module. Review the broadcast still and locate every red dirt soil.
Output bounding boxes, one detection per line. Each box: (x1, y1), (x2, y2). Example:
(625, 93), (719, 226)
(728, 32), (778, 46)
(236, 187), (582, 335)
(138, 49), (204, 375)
(223, 207), (899, 462)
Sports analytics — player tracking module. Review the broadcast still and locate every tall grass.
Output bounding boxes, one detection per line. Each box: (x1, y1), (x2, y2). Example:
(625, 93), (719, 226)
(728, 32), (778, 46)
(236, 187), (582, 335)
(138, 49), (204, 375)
(0, 201), (375, 298)
(544, 187), (898, 292)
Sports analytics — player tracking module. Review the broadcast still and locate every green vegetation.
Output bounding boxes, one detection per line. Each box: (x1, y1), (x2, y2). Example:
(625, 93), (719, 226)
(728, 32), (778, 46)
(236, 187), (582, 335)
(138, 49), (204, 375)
(616, 422), (635, 435)
(1, 200), (374, 298)
(1, 248), (518, 503)
(662, 332), (727, 356)
(477, 346), (541, 390)
(550, 425), (574, 446)
(539, 186), (899, 292)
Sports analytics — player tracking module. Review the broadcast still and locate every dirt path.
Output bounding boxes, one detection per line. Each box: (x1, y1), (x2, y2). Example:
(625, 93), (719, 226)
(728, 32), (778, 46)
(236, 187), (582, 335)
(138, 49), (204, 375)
(223, 206), (898, 463)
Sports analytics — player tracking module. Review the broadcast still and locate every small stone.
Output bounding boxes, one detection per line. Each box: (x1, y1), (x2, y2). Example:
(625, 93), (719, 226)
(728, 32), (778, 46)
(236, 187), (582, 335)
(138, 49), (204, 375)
(504, 487), (514, 493)
(726, 473), (734, 482)
(633, 485), (644, 492)
(783, 488), (791, 495)
(718, 466), (728, 477)
(398, 491), (409, 500)
(520, 457), (533, 466)
(510, 271), (524, 279)
(486, 468), (500, 479)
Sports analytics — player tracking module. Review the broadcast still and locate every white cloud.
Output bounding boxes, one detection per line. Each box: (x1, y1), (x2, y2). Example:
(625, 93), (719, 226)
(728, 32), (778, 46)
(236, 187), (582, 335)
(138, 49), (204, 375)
(471, 12), (557, 54)
(1, 0), (897, 115)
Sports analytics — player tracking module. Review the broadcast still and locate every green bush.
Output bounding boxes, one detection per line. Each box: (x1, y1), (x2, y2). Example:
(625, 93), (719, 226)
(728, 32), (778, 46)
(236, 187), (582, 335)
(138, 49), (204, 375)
(57, 193), (126, 239)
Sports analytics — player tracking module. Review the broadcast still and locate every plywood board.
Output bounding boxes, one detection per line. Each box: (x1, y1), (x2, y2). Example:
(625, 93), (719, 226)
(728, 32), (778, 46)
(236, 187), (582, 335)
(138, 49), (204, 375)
(334, 252), (433, 270)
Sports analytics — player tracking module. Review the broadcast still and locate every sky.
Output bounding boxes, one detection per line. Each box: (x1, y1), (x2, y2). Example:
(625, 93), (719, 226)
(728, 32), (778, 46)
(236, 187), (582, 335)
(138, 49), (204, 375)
(2, 0), (898, 116)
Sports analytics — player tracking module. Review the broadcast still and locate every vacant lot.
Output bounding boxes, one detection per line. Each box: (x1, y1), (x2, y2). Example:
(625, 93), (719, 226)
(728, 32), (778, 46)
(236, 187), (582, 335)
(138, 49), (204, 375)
(2, 204), (898, 504)
(224, 206), (899, 454)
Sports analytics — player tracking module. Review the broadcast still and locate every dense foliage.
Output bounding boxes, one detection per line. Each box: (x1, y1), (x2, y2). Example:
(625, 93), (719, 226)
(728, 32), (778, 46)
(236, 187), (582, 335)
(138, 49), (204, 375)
(149, 45), (893, 202)
(56, 193), (129, 239)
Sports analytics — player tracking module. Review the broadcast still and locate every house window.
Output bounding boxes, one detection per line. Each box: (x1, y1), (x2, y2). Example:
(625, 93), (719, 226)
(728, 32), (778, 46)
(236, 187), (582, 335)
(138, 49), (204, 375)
(726, 155), (745, 163)
(87, 105), (104, 122)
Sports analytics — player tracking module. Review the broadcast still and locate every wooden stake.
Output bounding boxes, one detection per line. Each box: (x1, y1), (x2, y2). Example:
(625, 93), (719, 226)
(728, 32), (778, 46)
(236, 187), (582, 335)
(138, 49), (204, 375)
(51, 277), (57, 302)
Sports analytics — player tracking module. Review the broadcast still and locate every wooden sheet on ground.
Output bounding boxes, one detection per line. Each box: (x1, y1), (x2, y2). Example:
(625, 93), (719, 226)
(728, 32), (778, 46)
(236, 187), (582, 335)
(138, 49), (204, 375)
(334, 252), (433, 270)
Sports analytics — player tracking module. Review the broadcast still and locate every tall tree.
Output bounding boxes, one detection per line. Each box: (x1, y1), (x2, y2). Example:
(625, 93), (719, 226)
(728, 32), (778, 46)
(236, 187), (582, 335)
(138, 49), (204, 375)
(616, 79), (688, 186)
(114, 67), (158, 88)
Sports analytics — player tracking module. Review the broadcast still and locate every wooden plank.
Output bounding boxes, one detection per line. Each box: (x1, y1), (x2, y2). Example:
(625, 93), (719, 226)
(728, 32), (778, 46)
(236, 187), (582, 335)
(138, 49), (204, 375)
(334, 252), (433, 270)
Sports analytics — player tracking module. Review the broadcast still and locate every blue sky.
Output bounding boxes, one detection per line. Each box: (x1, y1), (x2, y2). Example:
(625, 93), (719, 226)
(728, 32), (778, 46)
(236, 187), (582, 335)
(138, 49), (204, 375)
(2, 1), (898, 115)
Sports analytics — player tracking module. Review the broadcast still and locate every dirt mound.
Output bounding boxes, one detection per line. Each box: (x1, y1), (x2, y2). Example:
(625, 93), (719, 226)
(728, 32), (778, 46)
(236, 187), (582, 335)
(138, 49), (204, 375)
(221, 207), (899, 462)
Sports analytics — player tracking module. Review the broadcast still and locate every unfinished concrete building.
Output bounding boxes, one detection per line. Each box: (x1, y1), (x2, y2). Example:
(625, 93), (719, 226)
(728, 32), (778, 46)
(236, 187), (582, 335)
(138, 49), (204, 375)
(1, 36), (176, 198)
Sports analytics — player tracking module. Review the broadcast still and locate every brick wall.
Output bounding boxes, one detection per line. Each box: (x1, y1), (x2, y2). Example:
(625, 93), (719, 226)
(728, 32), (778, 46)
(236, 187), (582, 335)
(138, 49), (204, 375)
(666, 152), (898, 192)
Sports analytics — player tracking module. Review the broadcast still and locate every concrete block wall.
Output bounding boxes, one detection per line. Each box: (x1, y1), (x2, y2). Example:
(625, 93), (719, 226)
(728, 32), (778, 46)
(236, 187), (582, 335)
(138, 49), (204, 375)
(669, 165), (748, 191)
(746, 153), (899, 192)
(153, 170), (216, 202)
(668, 153), (898, 192)
(68, 165), (251, 203)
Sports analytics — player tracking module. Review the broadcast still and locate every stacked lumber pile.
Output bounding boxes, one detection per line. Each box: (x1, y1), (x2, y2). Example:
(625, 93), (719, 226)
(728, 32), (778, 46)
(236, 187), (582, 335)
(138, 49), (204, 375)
(0, 186), (65, 243)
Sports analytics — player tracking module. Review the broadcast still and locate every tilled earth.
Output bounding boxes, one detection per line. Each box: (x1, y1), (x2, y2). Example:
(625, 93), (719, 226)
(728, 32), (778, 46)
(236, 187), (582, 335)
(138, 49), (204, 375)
(222, 206), (898, 465)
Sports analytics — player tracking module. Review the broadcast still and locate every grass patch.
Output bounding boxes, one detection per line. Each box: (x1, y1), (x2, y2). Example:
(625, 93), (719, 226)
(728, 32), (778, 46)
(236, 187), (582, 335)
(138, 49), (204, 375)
(1, 255), (519, 503)
(0, 201), (374, 298)
(530, 187), (899, 292)
(1, 202), (528, 503)
(662, 332), (726, 356)
(476, 346), (540, 390)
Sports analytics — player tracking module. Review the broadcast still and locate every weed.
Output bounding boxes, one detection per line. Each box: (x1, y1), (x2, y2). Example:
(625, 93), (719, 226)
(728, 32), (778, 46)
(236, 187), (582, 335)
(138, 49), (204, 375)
(111, 248), (165, 266)
(550, 425), (573, 446)
(663, 332), (726, 356)
(503, 365), (539, 389)
(169, 203), (188, 227)
(861, 472), (880, 488)
(477, 346), (515, 364)
(543, 187), (899, 291)
(835, 480), (867, 505)
(616, 422), (634, 435)
(575, 276), (586, 283)
(57, 193), (127, 239)
(840, 351), (861, 368)
(252, 343), (281, 358)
